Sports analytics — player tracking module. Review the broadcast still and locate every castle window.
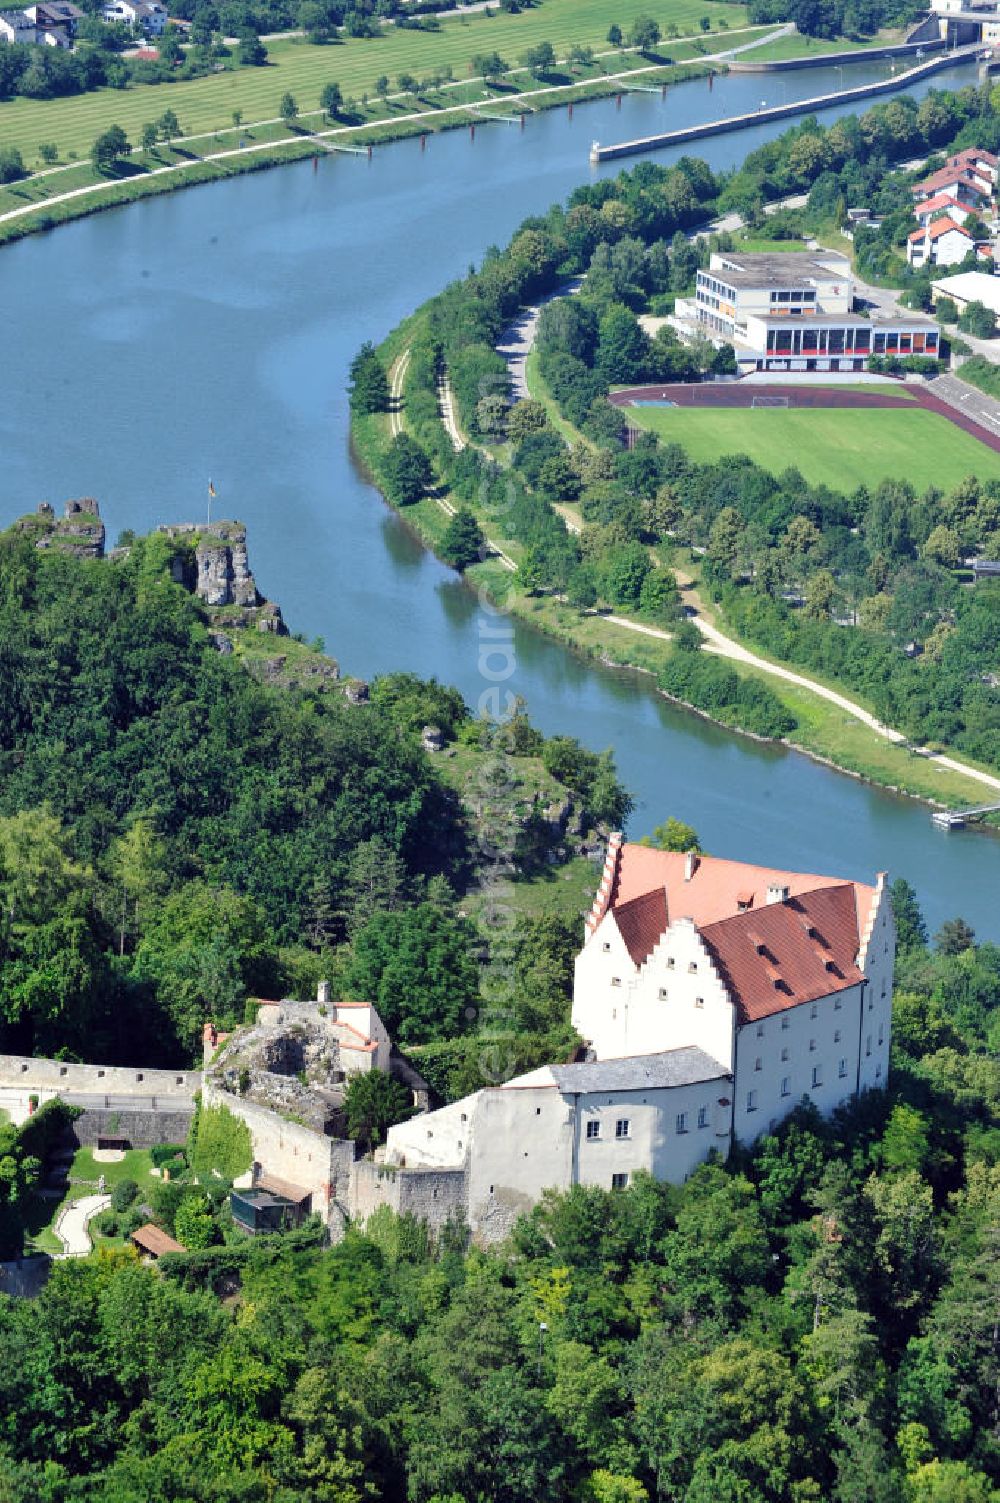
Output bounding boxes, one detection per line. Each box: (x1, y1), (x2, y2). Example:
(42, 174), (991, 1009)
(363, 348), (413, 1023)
(756, 1023), (765, 1038)
(866, 1035), (872, 1057)
(586, 1120), (601, 1141)
(875, 1064), (883, 1080)
(881, 983), (887, 998)
(811, 1066), (822, 1088)
(616, 1119), (631, 1139)
(780, 1076), (790, 1097)
(810, 1003), (818, 1020)
(838, 1058), (847, 1078)
(536, 1107), (541, 1116)
(754, 1057), (762, 1072)
(781, 1017), (790, 1031)
(611, 977), (622, 987)
(746, 1090), (758, 1112)
(809, 1038), (817, 1052)
(658, 988), (667, 1000)
(834, 1030), (841, 1044)
(136, 1073), (143, 1083)
(878, 1025), (884, 1045)
(781, 1047), (789, 1062)
(176, 1076), (184, 1086)
(602, 942), (611, 953)
(667, 957), (675, 970)
(676, 1112), (688, 1134)
(461, 1113), (467, 1122)
(834, 998), (842, 1011)
(60, 1067), (67, 1077)
(688, 962), (698, 973)
(697, 1106), (709, 1128)
(611, 1173), (629, 1190)
(694, 997), (704, 1009)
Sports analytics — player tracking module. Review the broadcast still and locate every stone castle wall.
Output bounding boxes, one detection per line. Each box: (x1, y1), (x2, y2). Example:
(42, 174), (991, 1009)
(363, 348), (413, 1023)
(349, 1159), (468, 1234)
(0, 1054), (197, 1100)
(70, 1107), (194, 1148)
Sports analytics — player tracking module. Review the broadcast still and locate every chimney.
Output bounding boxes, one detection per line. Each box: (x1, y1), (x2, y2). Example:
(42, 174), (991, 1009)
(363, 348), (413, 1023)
(685, 851), (698, 882)
(766, 883), (789, 905)
(317, 979), (331, 1005)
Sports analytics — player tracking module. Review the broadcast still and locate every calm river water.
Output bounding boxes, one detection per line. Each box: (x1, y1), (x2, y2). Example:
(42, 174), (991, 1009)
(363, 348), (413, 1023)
(1, 54), (997, 936)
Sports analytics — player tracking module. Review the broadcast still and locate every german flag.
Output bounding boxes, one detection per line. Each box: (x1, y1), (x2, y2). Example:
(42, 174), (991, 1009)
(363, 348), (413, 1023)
(208, 479), (216, 499)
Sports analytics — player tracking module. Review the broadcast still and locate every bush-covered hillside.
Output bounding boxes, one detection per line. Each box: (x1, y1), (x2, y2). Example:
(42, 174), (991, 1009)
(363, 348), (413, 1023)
(0, 522), (624, 1063)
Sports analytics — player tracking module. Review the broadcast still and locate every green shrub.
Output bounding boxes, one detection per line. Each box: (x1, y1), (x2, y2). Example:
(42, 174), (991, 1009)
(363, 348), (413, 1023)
(111, 1179), (139, 1212)
(150, 1143), (186, 1169)
(189, 1101), (253, 1180)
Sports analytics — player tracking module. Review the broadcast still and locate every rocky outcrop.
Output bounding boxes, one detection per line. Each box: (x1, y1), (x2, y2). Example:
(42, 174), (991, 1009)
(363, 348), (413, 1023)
(30, 498), (105, 560)
(159, 521), (285, 634)
(207, 1001), (349, 1136)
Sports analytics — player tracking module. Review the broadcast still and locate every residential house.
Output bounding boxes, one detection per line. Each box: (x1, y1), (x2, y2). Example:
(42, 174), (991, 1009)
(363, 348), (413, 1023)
(0, 9), (37, 42)
(912, 165), (989, 209)
(914, 192), (972, 227)
(25, 0), (82, 40)
(907, 216), (975, 268)
(101, 0), (167, 33)
(947, 146), (999, 194)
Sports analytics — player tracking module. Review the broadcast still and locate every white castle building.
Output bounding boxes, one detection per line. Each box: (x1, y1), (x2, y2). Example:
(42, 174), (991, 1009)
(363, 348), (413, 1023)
(379, 837), (895, 1240)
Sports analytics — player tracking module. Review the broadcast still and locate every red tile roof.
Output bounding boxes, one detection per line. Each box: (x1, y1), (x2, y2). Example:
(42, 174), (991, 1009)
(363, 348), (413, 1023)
(949, 147), (998, 169)
(601, 844), (875, 1022)
(915, 192), (966, 219)
(927, 217), (971, 241)
(699, 884), (865, 1023)
(913, 167), (986, 199)
(615, 887), (668, 965)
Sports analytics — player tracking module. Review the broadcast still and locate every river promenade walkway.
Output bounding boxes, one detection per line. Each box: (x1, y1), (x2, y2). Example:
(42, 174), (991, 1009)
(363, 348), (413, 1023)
(0, 24), (795, 235)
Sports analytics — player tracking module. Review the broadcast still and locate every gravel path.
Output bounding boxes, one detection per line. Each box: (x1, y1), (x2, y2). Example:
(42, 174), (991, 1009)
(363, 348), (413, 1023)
(54, 1193), (111, 1258)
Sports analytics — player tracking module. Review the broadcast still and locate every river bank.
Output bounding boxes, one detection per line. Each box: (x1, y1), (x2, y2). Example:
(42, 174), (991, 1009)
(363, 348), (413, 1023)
(353, 305), (1000, 817)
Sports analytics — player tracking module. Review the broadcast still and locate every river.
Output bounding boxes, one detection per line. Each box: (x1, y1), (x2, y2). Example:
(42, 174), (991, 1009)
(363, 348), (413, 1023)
(1, 53), (997, 937)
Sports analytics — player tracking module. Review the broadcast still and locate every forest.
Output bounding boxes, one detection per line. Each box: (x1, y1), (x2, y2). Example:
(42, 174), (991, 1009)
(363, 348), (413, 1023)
(0, 519), (626, 1065)
(0, 882), (997, 1502)
(355, 82), (1000, 761)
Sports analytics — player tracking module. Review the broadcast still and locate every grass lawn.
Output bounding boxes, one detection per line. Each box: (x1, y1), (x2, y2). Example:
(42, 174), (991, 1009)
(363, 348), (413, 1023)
(0, 0), (748, 163)
(740, 28), (901, 60)
(626, 404), (1000, 491)
(22, 1147), (156, 1256)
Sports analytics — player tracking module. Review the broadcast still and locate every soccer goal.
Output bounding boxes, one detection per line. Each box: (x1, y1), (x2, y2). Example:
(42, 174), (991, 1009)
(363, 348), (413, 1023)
(750, 393), (791, 409)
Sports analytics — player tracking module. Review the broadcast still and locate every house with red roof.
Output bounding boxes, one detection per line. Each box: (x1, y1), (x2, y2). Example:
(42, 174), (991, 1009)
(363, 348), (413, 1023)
(914, 193), (971, 228)
(947, 147), (999, 196)
(911, 165), (989, 209)
(376, 837), (895, 1241)
(907, 216), (975, 269)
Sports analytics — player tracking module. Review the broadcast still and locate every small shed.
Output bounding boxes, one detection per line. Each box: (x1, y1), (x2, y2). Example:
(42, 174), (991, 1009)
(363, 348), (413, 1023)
(130, 1223), (185, 1260)
(230, 1175), (312, 1236)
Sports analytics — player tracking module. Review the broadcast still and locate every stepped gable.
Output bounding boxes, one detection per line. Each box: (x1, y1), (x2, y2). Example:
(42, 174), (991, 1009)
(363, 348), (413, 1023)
(615, 888), (668, 966)
(606, 843), (873, 929)
(698, 883), (865, 1024)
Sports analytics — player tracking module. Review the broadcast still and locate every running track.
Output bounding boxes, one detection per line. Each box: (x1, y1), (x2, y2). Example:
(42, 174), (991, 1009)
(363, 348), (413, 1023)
(609, 382), (1000, 456)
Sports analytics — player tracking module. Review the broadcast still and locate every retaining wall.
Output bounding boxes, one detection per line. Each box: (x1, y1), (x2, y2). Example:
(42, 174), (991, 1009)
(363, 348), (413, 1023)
(70, 1107), (194, 1148)
(591, 46), (979, 160)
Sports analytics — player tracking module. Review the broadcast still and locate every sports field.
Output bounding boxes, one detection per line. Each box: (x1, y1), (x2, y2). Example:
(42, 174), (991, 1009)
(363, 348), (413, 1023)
(627, 403), (1000, 491)
(0, 0), (748, 161)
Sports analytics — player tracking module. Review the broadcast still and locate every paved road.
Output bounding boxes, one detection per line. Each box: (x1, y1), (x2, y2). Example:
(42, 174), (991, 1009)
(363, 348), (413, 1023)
(55, 1193), (111, 1258)
(932, 369), (1000, 437)
(498, 279), (584, 400)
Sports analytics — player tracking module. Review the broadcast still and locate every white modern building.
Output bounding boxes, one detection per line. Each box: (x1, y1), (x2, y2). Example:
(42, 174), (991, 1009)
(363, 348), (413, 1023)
(376, 838), (895, 1241)
(101, 0), (167, 32)
(688, 250), (939, 371)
